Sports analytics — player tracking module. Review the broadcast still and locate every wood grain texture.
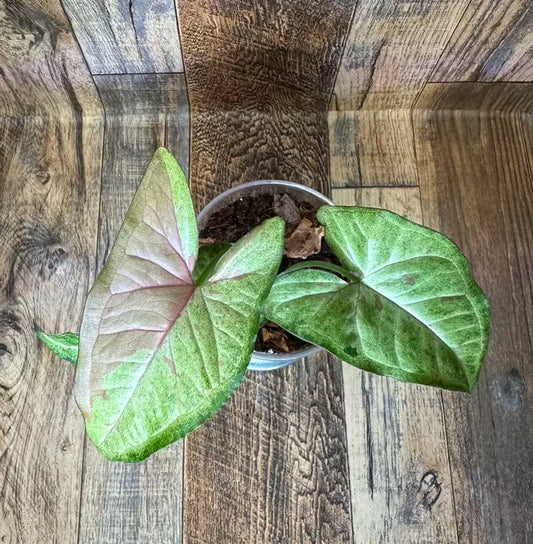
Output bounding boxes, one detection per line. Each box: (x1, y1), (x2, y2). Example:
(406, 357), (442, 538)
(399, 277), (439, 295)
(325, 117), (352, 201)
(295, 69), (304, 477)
(62, 0), (183, 75)
(329, 0), (473, 188)
(328, 109), (418, 187)
(414, 82), (533, 544)
(77, 73), (189, 544)
(185, 354), (352, 543)
(332, 0), (471, 110)
(178, 0), (357, 207)
(415, 81), (533, 114)
(177, 1), (355, 541)
(333, 187), (458, 544)
(0, 1), (103, 542)
(432, 0), (532, 82)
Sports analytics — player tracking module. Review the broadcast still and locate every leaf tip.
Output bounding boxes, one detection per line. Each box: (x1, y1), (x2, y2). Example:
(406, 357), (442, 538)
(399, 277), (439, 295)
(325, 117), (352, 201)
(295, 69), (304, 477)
(35, 327), (79, 365)
(153, 146), (173, 159)
(265, 215), (286, 234)
(316, 204), (331, 224)
(152, 147), (183, 174)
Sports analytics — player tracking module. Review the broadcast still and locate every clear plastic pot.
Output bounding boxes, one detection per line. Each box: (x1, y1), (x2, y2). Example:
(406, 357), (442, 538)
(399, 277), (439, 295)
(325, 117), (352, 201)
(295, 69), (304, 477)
(197, 180), (334, 371)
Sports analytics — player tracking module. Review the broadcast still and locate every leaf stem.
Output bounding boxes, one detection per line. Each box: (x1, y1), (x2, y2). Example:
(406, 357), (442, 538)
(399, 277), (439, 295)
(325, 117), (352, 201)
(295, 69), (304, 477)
(279, 260), (360, 282)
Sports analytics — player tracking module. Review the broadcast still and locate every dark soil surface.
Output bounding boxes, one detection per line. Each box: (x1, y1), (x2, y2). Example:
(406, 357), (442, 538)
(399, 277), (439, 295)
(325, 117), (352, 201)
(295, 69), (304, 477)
(200, 192), (341, 354)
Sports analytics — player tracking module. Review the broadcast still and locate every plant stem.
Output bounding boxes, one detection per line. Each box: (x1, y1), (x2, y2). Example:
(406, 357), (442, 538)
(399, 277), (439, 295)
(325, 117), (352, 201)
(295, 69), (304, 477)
(279, 260), (361, 282)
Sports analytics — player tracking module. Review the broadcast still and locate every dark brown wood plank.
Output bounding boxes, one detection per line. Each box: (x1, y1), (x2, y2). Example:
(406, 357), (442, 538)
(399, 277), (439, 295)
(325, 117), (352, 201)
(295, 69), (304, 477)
(414, 82), (533, 544)
(0, 1), (103, 542)
(185, 354), (352, 543)
(178, 0), (357, 208)
(77, 73), (189, 544)
(62, 0), (183, 74)
(177, 1), (355, 541)
(334, 188), (458, 543)
(432, 1), (532, 82)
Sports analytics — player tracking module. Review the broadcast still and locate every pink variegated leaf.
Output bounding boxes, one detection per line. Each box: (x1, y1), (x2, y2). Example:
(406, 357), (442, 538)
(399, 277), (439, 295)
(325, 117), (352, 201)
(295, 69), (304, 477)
(74, 149), (284, 461)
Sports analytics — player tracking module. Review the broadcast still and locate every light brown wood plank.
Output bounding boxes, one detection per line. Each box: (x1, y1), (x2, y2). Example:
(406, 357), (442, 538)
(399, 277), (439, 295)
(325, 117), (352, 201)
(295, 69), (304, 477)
(415, 81), (533, 113)
(77, 74), (189, 544)
(177, 1), (355, 541)
(432, 0), (532, 82)
(333, 187), (458, 544)
(0, 1), (103, 542)
(328, 110), (418, 187)
(414, 82), (533, 543)
(62, 0), (183, 74)
(329, 0), (473, 188)
(332, 0), (469, 110)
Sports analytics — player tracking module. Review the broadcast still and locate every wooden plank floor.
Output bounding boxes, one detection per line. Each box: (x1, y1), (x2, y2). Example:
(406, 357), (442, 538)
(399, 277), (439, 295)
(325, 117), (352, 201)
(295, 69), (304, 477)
(177, 2), (355, 542)
(77, 73), (190, 544)
(1, 0), (532, 543)
(414, 83), (533, 544)
(0, 1), (103, 543)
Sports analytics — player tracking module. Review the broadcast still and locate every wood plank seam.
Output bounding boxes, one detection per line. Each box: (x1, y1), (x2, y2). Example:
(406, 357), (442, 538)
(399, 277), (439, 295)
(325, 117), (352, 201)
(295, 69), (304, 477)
(334, 184), (421, 189)
(428, 78), (533, 84)
(76, 52), (104, 543)
(438, 392), (461, 543)
(327, 0), (360, 109)
(83, 71), (188, 77)
(331, 351), (356, 530)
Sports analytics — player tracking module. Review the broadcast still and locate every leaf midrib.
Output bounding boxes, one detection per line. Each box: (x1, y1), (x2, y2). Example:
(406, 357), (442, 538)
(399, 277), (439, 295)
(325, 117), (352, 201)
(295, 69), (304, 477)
(95, 272), (263, 448)
(363, 255), (484, 356)
(95, 284), (197, 448)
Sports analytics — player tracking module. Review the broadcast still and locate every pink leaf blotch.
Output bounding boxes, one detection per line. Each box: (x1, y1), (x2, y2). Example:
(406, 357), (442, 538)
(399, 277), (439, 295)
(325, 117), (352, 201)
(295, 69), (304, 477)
(75, 149), (284, 461)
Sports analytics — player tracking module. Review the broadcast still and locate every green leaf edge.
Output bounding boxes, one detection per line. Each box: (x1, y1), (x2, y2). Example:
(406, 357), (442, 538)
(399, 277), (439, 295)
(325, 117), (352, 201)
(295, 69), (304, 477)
(193, 242), (233, 285)
(159, 147), (199, 265)
(103, 359), (249, 462)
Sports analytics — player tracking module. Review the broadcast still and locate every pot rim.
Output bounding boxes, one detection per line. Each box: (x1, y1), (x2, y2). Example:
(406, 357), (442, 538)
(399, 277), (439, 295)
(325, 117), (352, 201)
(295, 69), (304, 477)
(197, 179), (334, 368)
(197, 179), (334, 227)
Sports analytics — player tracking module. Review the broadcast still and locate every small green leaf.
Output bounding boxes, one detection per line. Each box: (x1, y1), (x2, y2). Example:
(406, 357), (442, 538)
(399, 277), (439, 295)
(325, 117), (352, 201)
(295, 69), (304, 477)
(193, 242), (232, 285)
(35, 324), (79, 364)
(264, 206), (490, 392)
(76, 148), (285, 461)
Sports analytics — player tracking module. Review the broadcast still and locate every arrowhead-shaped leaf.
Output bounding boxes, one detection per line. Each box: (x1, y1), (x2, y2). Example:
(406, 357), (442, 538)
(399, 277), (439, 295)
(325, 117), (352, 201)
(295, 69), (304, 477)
(263, 206), (489, 392)
(76, 149), (284, 461)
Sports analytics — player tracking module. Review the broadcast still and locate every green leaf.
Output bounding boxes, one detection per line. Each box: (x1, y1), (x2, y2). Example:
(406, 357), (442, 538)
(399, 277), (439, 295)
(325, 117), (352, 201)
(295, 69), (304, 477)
(35, 324), (79, 364)
(263, 206), (490, 392)
(193, 242), (232, 285)
(76, 148), (285, 461)
(261, 268), (354, 346)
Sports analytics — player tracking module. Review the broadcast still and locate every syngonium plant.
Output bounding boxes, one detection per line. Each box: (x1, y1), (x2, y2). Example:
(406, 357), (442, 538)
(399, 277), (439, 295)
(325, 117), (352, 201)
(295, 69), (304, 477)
(36, 148), (490, 462)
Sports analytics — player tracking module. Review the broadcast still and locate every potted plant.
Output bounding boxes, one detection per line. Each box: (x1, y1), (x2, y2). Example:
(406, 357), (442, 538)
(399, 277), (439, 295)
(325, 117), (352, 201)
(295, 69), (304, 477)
(36, 148), (490, 462)
(196, 178), (335, 370)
